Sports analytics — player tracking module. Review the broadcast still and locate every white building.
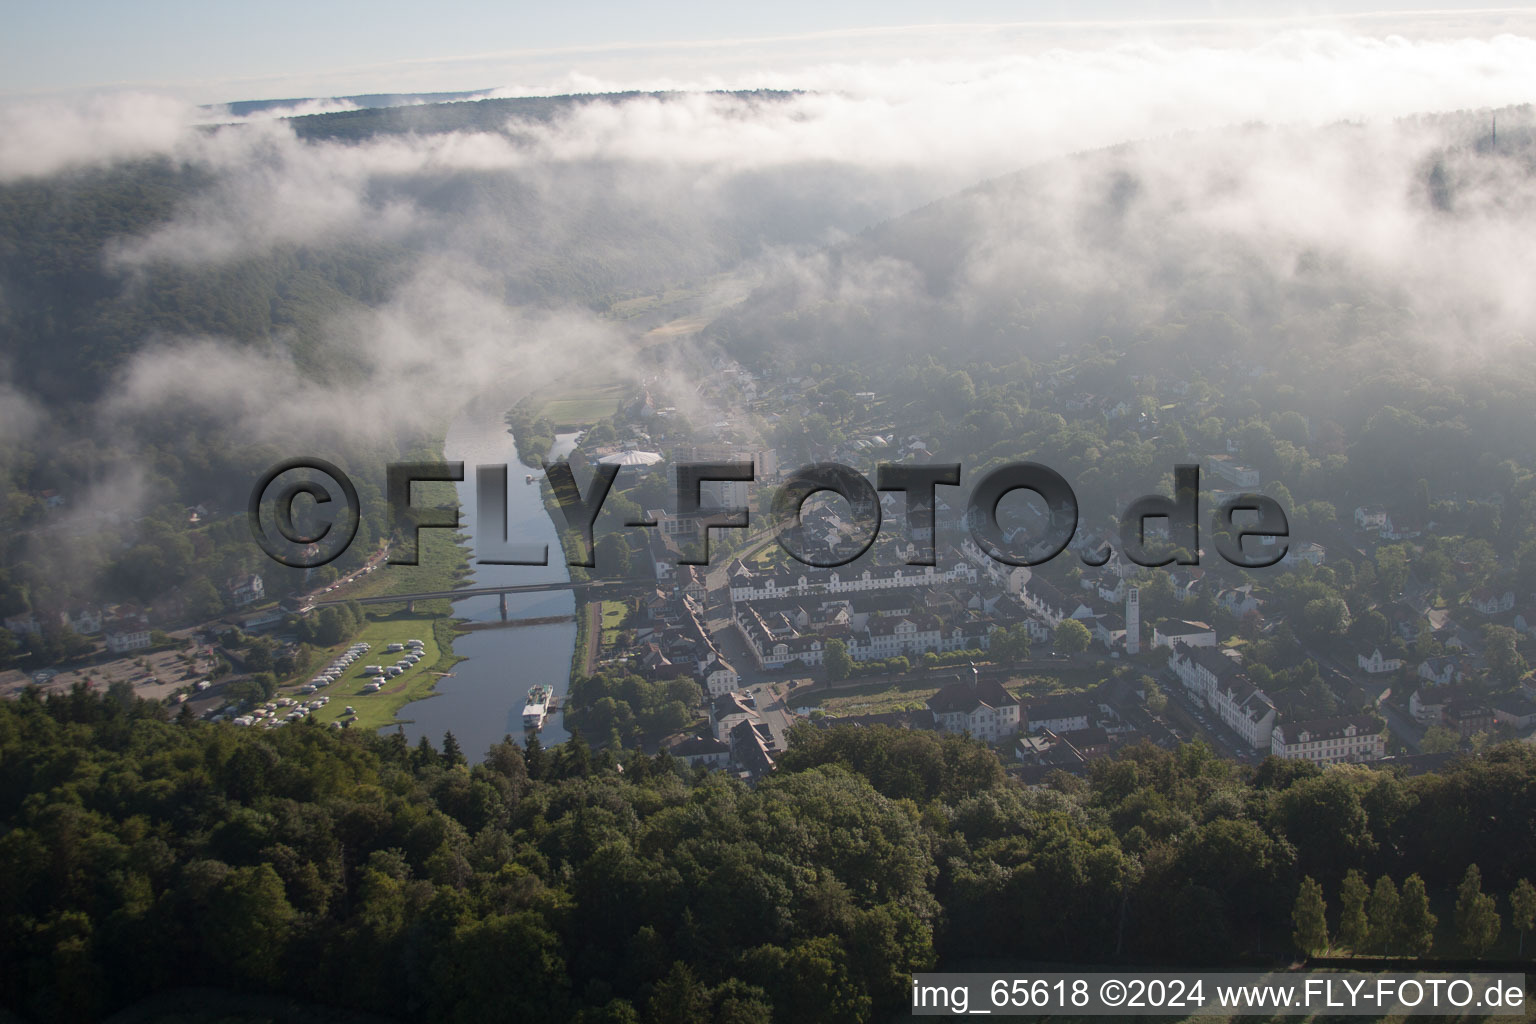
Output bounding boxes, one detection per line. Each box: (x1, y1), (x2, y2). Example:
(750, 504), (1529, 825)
(227, 574), (265, 607)
(1469, 588), (1515, 616)
(1152, 620), (1217, 650)
(106, 628), (152, 653)
(704, 659), (741, 698)
(927, 667), (1022, 743)
(1271, 716), (1386, 764)
(1209, 675), (1277, 751)
(728, 562), (976, 603)
(1208, 455), (1260, 488)
(1167, 643), (1242, 704)
(1357, 648), (1403, 674)
(1024, 694), (1095, 734)
(1354, 506), (1388, 530)
(669, 734), (731, 769)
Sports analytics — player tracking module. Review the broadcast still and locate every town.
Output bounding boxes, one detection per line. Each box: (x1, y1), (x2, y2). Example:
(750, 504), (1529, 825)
(512, 344), (1536, 786)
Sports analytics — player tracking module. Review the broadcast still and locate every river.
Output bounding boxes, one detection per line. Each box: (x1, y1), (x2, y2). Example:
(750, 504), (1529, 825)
(396, 404), (580, 757)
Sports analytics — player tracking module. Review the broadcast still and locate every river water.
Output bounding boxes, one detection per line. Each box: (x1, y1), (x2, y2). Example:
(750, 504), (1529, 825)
(396, 406), (579, 757)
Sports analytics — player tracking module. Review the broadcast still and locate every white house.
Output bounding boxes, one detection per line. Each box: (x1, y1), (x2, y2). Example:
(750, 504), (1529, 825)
(669, 734), (731, 769)
(1024, 693), (1095, 734)
(1357, 648), (1403, 674)
(227, 574), (265, 607)
(1469, 588), (1515, 616)
(709, 692), (761, 742)
(927, 667), (1022, 743)
(1288, 542), (1326, 567)
(61, 607), (103, 635)
(1416, 657), (1462, 687)
(1216, 585), (1261, 618)
(1354, 506), (1388, 530)
(106, 628), (152, 654)
(704, 659), (741, 698)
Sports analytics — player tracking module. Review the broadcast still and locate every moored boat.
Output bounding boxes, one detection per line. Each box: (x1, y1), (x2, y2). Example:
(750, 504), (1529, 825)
(522, 684), (552, 730)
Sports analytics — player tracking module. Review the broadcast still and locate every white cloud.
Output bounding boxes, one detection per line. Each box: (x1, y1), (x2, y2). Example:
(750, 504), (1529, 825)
(0, 92), (192, 181)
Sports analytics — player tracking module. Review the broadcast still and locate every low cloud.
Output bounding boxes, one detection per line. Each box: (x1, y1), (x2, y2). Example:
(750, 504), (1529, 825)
(0, 92), (192, 181)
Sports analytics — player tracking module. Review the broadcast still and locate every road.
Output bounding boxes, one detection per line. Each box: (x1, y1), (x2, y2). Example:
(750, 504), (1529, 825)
(1164, 680), (1257, 763)
(741, 680), (798, 753)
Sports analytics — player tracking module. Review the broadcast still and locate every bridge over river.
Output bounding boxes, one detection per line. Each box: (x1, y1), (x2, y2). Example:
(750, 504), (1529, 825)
(305, 578), (653, 619)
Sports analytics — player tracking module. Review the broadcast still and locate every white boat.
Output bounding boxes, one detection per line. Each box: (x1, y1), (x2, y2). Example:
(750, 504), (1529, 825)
(522, 685), (552, 730)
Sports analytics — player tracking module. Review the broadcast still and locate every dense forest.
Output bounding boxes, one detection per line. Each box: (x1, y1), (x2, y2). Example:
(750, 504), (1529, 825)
(2, 686), (1533, 1022)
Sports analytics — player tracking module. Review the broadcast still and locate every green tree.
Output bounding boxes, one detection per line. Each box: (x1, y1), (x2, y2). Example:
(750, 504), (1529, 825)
(441, 731), (466, 768)
(990, 623), (1032, 664)
(1510, 879), (1536, 956)
(645, 961), (710, 1024)
(184, 577), (225, 620)
(595, 534), (633, 578)
(205, 864), (296, 984)
(1482, 626), (1527, 686)
(1376, 547), (1409, 596)
(824, 638), (853, 681)
(1337, 869), (1370, 951)
(524, 733), (547, 780)
(1454, 864), (1500, 957)
(1302, 596), (1351, 639)
(1368, 876), (1400, 954)
(1421, 726), (1460, 754)
(1054, 619), (1092, 655)
(1292, 876), (1329, 955)
(1397, 874), (1437, 957)
(0, 627), (19, 670)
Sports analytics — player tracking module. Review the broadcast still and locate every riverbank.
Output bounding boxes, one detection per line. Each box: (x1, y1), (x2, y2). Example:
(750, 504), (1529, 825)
(300, 613), (466, 733)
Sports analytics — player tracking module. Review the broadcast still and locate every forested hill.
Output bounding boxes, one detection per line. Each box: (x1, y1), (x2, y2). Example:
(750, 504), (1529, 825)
(708, 104), (1536, 376)
(0, 89), (843, 408)
(280, 89), (801, 142)
(218, 89), (490, 118)
(3, 686), (1535, 1022)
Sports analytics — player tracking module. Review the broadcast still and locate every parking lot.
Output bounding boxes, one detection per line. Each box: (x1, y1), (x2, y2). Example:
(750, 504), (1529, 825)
(1, 630), (211, 704)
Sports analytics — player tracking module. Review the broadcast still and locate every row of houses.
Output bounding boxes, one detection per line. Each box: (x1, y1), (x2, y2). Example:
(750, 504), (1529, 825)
(4, 604), (155, 654)
(3, 574), (264, 644)
(1166, 642), (1387, 763)
(731, 589), (1001, 669)
(629, 587), (740, 697)
(1408, 685), (1536, 737)
(726, 560), (981, 603)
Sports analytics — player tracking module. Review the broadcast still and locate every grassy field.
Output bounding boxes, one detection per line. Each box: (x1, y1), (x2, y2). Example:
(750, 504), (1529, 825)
(809, 672), (1092, 718)
(535, 384), (628, 428)
(812, 678), (945, 717)
(600, 599), (627, 646)
(284, 612), (464, 732)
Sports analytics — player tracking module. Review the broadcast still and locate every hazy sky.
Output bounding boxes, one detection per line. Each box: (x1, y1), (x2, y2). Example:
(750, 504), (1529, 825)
(5, 1), (1532, 103)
